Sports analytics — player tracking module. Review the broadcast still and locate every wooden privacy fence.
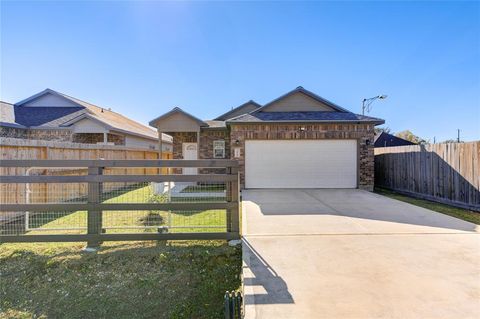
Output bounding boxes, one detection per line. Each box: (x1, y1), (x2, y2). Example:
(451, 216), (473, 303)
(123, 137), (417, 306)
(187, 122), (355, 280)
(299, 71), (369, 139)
(375, 142), (480, 211)
(0, 159), (240, 246)
(0, 137), (172, 206)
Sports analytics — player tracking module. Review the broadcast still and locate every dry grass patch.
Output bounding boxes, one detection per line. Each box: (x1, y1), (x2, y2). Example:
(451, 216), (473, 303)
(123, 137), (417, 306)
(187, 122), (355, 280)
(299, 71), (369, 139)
(0, 240), (241, 319)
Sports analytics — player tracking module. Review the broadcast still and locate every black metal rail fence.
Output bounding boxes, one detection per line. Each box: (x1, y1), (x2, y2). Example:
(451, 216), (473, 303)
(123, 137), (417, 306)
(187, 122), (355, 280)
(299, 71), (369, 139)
(0, 159), (240, 247)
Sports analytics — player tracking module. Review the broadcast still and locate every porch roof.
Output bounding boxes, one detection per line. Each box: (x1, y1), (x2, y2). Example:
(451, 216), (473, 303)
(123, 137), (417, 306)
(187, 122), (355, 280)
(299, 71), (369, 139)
(149, 107), (209, 132)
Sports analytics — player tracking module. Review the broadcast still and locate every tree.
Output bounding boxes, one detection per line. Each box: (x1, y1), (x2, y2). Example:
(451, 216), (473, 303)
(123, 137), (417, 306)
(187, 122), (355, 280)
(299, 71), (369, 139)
(374, 126), (392, 135)
(395, 130), (429, 145)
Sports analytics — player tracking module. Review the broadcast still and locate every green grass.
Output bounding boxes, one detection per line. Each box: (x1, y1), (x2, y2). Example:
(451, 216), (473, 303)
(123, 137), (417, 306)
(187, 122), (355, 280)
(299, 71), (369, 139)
(0, 240), (241, 319)
(26, 185), (226, 235)
(375, 187), (480, 225)
(180, 185), (226, 193)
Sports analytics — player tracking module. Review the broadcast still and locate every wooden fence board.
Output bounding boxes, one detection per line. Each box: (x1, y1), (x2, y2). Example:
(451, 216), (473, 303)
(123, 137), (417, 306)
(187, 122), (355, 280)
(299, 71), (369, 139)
(375, 142), (480, 211)
(0, 138), (171, 205)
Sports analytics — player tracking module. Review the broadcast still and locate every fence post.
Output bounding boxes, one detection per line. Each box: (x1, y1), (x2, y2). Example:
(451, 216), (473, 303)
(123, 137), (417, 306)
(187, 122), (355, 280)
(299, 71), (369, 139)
(87, 166), (103, 249)
(227, 166), (240, 238)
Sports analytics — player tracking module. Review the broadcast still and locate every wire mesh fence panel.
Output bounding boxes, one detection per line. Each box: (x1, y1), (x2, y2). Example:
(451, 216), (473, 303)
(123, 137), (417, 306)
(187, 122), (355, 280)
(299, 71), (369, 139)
(0, 212), (27, 235)
(0, 183), (89, 204)
(0, 211), (87, 235)
(102, 209), (226, 233)
(102, 210), (168, 233)
(150, 182), (228, 203)
(0, 159), (240, 243)
(101, 182), (152, 203)
(167, 210), (227, 233)
(0, 166), (88, 205)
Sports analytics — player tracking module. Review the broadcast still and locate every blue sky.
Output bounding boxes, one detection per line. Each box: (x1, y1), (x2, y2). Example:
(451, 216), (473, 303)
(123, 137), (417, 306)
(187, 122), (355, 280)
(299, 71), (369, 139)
(1, 1), (479, 142)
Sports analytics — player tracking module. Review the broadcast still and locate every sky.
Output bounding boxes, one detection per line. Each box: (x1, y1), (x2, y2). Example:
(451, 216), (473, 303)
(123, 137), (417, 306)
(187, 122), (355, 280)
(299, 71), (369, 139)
(1, 1), (479, 142)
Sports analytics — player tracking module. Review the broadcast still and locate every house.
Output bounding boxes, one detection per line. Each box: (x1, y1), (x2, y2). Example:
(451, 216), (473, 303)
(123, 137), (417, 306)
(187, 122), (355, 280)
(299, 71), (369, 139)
(374, 131), (416, 148)
(150, 86), (384, 190)
(1, 89), (172, 151)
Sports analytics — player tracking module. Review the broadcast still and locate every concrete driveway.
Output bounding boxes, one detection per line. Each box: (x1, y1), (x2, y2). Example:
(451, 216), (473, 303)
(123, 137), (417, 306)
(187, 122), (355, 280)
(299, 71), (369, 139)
(242, 189), (480, 319)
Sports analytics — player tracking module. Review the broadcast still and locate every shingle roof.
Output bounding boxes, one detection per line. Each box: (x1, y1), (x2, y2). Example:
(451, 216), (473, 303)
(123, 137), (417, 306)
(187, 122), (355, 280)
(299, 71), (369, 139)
(214, 100), (261, 121)
(42, 109), (88, 127)
(227, 111), (385, 124)
(14, 106), (85, 127)
(53, 91), (159, 139)
(204, 120), (226, 128)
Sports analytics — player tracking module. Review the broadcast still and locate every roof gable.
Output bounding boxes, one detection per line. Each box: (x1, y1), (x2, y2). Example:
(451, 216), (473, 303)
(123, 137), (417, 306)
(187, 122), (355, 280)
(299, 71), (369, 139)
(149, 107), (208, 132)
(254, 87), (349, 113)
(15, 89), (84, 107)
(61, 113), (111, 128)
(214, 100), (261, 121)
(70, 116), (110, 134)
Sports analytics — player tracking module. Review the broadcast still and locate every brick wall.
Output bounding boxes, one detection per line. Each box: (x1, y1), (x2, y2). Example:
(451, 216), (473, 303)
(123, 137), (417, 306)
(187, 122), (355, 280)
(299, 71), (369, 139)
(168, 130), (231, 174)
(199, 129), (230, 174)
(170, 132), (197, 159)
(229, 123), (376, 190)
(0, 126), (72, 141)
(169, 132), (197, 174)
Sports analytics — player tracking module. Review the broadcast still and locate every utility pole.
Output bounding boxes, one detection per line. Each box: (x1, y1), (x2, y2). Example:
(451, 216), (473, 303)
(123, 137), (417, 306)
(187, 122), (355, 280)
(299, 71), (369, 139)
(433, 136), (436, 144)
(457, 129), (461, 143)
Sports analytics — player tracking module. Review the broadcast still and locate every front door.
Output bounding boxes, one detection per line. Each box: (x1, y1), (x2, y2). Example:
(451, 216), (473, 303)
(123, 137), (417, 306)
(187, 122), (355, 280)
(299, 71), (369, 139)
(182, 143), (198, 175)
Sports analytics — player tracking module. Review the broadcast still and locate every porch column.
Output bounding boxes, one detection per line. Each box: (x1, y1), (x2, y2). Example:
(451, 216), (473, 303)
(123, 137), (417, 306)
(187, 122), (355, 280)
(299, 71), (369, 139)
(103, 132), (107, 144)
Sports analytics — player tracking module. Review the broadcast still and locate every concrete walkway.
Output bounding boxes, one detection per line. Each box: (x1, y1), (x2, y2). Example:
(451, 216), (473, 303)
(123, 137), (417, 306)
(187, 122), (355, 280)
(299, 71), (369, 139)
(242, 189), (480, 319)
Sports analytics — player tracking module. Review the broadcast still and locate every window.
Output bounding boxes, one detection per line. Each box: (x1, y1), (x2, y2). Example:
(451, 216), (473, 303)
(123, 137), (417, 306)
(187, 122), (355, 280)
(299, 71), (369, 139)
(213, 140), (225, 158)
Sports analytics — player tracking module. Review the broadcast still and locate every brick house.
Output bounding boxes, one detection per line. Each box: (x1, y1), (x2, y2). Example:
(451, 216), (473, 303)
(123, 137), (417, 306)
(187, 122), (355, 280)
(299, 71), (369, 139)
(149, 87), (384, 190)
(1, 89), (172, 151)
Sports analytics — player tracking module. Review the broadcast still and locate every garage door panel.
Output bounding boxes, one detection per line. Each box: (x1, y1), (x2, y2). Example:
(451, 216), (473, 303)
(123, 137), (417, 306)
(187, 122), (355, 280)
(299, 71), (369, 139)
(245, 140), (357, 188)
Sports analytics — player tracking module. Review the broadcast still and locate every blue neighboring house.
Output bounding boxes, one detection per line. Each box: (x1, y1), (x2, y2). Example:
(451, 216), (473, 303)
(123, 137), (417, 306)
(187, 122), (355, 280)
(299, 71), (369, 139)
(374, 131), (416, 148)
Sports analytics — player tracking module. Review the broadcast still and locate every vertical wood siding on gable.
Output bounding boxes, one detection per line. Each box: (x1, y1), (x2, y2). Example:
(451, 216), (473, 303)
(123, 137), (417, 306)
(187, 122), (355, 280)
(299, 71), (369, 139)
(260, 92), (336, 112)
(22, 93), (80, 107)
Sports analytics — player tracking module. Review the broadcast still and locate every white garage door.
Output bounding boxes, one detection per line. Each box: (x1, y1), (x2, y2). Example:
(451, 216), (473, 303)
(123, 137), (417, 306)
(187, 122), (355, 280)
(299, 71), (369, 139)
(245, 140), (357, 188)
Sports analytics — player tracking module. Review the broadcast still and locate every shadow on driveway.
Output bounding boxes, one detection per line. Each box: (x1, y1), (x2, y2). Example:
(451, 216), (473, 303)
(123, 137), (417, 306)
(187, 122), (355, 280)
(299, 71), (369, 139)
(242, 238), (294, 306)
(243, 189), (478, 233)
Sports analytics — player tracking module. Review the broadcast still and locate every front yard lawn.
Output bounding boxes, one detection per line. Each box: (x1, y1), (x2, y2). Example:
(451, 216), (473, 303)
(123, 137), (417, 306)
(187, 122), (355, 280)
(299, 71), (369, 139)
(375, 187), (480, 225)
(1, 184), (240, 318)
(0, 240), (241, 319)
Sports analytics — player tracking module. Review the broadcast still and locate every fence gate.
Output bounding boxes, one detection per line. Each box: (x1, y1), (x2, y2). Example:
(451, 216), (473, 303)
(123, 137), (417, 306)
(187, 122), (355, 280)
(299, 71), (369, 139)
(0, 159), (240, 246)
